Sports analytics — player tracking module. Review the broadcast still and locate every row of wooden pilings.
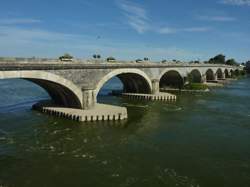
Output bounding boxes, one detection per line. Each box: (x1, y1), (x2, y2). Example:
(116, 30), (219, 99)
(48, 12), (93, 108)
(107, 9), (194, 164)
(33, 106), (127, 122)
(122, 93), (177, 101)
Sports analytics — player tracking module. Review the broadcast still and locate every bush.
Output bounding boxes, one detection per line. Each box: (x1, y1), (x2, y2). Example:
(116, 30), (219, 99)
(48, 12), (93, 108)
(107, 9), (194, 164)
(135, 59), (143, 63)
(106, 57), (116, 62)
(59, 53), (73, 61)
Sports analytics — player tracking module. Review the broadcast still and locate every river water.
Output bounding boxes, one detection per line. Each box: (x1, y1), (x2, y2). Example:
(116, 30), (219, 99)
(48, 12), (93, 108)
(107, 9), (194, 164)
(0, 77), (250, 187)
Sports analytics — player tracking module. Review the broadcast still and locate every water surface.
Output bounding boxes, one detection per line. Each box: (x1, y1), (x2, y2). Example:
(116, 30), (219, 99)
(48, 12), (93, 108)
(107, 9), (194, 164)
(0, 77), (250, 187)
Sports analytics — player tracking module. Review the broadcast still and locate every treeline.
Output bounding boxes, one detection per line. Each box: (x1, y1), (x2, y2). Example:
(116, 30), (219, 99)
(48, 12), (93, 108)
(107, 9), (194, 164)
(204, 54), (237, 65)
(204, 54), (247, 66)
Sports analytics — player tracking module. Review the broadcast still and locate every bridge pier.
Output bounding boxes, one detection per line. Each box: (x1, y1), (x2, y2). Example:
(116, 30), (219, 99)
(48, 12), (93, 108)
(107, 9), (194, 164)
(152, 79), (160, 94)
(33, 103), (128, 122)
(201, 75), (207, 83)
(121, 79), (176, 101)
(222, 73), (226, 79)
(122, 92), (177, 101)
(82, 88), (96, 110)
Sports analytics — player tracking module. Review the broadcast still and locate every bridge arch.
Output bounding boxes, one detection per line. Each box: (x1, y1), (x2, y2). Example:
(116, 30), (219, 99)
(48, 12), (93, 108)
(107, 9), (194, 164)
(189, 69), (202, 83)
(159, 70), (184, 89)
(206, 69), (215, 81)
(234, 69), (240, 76)
(0, 71), (83, 109)
(216, 68), (224, 79)
(95, 69), (153, 96)
(224, 69), (230, 78)
(230, 69), (234, 77)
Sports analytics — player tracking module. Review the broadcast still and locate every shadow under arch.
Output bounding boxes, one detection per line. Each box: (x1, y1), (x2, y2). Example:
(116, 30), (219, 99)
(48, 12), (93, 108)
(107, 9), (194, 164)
(234, 69), (240, 76)
(189, 69), (202, 83)
(159, 70), (184, 89)
(216, 68), (224, 79)
(224, 69), (230, 78)
(206, 69), (215, 81)
(0, 71), (83, 109)
(95, 69), (153, 97)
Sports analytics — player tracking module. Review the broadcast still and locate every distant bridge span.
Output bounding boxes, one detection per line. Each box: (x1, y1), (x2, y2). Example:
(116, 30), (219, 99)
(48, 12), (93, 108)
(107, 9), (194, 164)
(0, 62), (242, 110)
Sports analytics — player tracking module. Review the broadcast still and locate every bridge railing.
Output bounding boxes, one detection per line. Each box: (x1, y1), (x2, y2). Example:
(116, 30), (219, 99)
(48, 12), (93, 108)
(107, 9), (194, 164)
(0, 57), (242, 70)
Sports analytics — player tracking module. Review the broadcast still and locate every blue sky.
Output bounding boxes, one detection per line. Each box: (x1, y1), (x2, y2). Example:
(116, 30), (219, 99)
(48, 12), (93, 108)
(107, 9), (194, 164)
(0, 0), (249, 62)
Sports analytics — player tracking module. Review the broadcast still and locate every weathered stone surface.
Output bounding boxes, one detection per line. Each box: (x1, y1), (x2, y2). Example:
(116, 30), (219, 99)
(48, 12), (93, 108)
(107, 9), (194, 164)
(0, 62), (242, 110)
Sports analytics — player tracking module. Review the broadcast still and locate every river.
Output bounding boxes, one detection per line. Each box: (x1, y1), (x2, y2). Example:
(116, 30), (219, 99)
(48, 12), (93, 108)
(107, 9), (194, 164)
(0, 76), (250, 187)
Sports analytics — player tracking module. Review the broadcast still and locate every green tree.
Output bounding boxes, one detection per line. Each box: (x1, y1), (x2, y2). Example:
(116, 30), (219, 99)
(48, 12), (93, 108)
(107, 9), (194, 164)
(226, 59), (237, 66)
(209, 54), (225, 64)
(106, 56), (116, 62)
(59, 53), (73, 61)
(135, 59), (143, 63)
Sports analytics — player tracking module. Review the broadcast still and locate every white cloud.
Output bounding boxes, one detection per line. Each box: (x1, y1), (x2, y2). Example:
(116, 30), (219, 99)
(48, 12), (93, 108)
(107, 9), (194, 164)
(0, 26), (81, 42)
(0, 25), (203, 61)
(219, 0), (250, 6)
(158, 27), (177, 34)
(197, 15), (236, 22)
(117, 0), (210, 35)
(158, 26), (211, 34)
(0, 18), (41, 25)
(117, 0), (149, 33)
(182, 27), (211, 32)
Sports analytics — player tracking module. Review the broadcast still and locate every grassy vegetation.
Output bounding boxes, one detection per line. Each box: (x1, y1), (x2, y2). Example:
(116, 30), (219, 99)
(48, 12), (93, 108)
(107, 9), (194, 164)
(184, 83), (209, 90)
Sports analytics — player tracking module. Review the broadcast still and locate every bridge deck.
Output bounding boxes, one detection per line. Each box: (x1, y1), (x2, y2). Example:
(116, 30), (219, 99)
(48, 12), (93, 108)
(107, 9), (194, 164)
(0, 62), (236, 71)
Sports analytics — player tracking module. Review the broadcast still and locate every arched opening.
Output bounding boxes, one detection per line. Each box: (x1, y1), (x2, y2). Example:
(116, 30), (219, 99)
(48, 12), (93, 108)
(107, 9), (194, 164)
(216, 69), (224, 79)
(224, 69), (230, 78)
(25, 78), (82, 108)
(97, 77), (123, 96)
(159, 70), (184, 89)
(230, 70), (234, 77)
(0, 79), (49, 113)
(0, 78), (82, 113)
(117, 73), (151, 94)
(0, 71), (83, 109)
(235, 69), (240, 76)
(96, 71), (152, 102)
(189, 69), (202, 83)
(206, 69), (215, 82)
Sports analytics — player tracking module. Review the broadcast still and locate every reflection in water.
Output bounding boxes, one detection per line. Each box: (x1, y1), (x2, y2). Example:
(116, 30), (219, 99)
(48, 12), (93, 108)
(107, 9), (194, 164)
(0, 77), (250, 187)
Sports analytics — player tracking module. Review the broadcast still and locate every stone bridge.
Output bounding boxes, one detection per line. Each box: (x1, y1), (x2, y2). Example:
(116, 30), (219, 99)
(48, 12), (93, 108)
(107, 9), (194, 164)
(0, 62), (241, 111)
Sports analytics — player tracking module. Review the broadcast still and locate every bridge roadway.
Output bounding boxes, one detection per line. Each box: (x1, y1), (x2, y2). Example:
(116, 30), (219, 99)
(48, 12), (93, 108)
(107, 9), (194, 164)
(0, 61), (242, 122)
